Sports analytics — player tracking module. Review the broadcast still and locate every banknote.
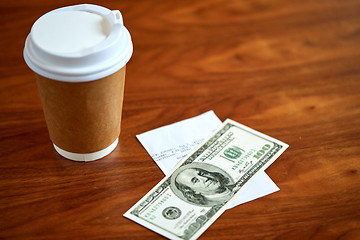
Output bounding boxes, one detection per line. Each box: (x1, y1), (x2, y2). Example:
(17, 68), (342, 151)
(124, 119), (289, 240)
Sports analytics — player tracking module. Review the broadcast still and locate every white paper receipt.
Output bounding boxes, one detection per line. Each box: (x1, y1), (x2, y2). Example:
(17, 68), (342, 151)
(136, 110), (279, 209)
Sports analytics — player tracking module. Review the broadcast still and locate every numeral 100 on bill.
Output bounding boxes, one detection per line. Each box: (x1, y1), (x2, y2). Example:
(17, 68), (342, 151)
(253, 144), (271, 159)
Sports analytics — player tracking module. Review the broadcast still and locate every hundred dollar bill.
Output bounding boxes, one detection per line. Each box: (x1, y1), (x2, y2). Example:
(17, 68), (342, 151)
(124, 119), (289, 240)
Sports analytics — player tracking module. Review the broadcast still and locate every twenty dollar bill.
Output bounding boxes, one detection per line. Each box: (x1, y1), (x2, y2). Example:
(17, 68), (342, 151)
(124, 119), (289, 240)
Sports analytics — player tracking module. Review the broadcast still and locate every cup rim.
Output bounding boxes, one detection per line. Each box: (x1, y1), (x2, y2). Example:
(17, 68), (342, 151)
(53, 138), (119, 161)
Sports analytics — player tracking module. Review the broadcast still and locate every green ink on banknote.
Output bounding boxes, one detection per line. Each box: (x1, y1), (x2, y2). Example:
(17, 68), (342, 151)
(253, 144), (271, 159)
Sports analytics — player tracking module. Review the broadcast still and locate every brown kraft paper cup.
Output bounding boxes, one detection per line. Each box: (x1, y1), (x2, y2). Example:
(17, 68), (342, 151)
(36, 67), (126, 156)
(24, 4), (133, 161)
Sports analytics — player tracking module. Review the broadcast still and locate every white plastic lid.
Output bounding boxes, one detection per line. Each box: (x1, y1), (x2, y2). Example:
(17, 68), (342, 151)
(24, 4), (133, 82)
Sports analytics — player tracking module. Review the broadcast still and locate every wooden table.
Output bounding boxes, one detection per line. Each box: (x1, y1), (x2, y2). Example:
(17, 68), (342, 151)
(1, 0), (359, 239)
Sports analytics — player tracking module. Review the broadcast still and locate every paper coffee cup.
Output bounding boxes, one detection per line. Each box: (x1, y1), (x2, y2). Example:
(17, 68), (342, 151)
(23, 4), (133, 161)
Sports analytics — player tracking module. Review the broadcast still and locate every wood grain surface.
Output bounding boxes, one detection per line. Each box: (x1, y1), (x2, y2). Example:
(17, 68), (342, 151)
(1, 0), (359, 239)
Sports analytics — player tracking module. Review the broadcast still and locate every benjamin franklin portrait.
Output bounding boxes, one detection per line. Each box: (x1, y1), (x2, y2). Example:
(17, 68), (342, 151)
(170, 162), (235, 207)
